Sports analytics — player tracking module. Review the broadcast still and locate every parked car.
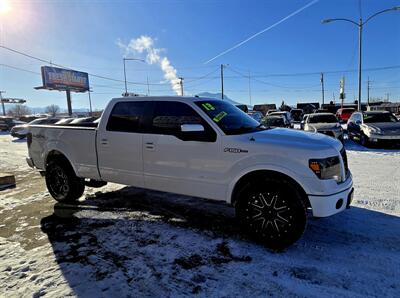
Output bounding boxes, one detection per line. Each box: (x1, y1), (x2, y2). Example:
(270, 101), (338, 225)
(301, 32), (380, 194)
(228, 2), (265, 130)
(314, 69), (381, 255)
(69, 117), (98, 125)
(248, 111), (263, 123)
(290, 109), (303, 122)
(336, 108), (355, 123)
(0, 117), (26, 131)
(262, 115), (288, 128)
(268, 111), (293, 127)
(55, 118), (75, 125)
(347, 111), (400, 147)
(266, 109), (278, 115)
(303, 113), (344, 143)
(27, 96), (353, 249)
(11, 118), (60, 139)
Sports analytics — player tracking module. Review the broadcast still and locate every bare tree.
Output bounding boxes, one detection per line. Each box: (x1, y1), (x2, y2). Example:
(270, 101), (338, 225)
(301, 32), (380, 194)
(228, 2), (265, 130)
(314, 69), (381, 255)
(45, 104), (60, 117)
(7, 105), (31, 118)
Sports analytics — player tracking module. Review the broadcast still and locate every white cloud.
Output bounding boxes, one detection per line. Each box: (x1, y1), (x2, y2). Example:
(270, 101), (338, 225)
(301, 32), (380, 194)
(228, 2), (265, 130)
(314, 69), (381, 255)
(118, 36), (181, 95)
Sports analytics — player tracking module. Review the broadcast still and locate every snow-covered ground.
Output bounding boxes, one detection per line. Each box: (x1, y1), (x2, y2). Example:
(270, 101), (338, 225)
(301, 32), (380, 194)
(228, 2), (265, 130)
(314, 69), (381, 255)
(0, 133), (399, 297)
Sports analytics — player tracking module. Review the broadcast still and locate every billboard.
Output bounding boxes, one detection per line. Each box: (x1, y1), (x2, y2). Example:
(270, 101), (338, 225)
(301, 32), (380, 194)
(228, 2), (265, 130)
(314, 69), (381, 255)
(41, 66), (89, 92)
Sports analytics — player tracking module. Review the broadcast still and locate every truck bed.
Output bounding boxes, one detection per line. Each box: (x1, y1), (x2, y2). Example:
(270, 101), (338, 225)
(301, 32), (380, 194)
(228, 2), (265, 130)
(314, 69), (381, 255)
(28, 124), (100, 180)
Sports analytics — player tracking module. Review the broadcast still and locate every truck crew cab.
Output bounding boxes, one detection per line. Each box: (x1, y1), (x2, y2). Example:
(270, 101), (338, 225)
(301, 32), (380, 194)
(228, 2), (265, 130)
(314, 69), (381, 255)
(27, 96), (353, 249)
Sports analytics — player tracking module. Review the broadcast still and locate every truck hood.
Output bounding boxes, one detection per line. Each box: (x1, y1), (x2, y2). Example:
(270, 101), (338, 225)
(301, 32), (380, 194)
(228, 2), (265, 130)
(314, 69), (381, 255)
(245, 128), (342, 152)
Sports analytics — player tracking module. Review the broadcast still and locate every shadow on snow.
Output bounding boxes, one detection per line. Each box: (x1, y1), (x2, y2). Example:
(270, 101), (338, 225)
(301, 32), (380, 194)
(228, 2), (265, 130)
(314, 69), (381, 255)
(40, 186), (400, 296)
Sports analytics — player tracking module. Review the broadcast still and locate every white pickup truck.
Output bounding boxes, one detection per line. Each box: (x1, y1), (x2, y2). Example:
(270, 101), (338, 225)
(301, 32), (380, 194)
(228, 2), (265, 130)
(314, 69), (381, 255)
(27, 96), (353, 249)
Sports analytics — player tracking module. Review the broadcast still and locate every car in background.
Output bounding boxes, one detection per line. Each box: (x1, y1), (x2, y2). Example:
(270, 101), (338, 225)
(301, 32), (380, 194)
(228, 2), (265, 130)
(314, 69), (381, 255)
(336, 108), (355, 123)
(236, 104), (248, 113)
(0, 117), (26, 131)
(300, 114), (310, 130)
(69, 117), (98, 125)
(262, 115), (289, 128)
(55, 118), (75, 125)
(265, 109), (278, 116)
(290, 109), (303, 121)
(303, 113), (344, 143)
(10, 118), (60, 139)
(347, 111), (400, 147)
(268, 111), (293, 127)
(247, 111), (263, 123)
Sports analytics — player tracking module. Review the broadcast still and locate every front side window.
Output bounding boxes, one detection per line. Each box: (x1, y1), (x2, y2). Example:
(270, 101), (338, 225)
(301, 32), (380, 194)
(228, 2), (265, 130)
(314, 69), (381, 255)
(195, 100), (263, 135)
(106, 101), (147, 133)
(151, 101), (203, 135)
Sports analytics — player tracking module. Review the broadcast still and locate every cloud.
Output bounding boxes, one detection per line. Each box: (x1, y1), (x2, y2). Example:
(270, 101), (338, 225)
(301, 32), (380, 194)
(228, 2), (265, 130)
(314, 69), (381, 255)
(118, 36), (181, 95)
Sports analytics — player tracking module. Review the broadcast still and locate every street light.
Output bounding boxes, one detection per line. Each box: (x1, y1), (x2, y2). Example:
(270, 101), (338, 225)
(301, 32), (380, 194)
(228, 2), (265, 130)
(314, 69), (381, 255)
(322, 6), (400, 111)
(123, 58), (145, 95)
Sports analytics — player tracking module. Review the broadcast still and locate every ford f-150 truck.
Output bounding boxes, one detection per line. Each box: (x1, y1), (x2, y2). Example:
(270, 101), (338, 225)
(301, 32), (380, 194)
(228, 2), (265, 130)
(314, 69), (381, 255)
(26, 96), (353, 249)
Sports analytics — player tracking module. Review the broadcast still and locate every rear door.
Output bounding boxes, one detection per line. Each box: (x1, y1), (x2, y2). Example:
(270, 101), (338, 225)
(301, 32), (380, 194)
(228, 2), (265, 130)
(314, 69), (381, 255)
(97, 101), (151, 187)
(142, 100), (225, 200)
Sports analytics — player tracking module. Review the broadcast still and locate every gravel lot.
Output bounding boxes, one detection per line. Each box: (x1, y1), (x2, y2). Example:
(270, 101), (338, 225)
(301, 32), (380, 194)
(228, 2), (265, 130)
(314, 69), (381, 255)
(0, 132), (399, 297)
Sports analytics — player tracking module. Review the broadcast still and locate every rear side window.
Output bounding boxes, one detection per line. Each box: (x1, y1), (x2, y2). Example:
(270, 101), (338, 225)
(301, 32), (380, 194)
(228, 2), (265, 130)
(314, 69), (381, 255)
(107, 101), (147, 133)
(151, 101), (203, 135)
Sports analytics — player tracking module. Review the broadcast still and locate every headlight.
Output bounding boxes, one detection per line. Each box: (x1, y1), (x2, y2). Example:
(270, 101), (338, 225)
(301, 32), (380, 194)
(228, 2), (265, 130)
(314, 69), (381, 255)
(367, 126), (382, 135)
(309, 156), (341, 182)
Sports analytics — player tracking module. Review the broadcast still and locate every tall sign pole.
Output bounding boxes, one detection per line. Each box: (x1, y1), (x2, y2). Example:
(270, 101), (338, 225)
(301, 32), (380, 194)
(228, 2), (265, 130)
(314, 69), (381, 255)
(66, 89), (72, 116)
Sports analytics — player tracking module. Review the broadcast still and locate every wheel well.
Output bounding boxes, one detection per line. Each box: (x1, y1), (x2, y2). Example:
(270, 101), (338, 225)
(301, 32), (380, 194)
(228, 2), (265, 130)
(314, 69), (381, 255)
(231, 170), (310, 208)
(45, 150), (71, 170)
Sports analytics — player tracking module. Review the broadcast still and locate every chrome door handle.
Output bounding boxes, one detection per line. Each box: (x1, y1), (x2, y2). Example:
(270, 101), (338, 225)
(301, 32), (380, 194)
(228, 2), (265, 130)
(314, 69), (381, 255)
(101, 138), (109, 145)
(145, 142), (155, 150)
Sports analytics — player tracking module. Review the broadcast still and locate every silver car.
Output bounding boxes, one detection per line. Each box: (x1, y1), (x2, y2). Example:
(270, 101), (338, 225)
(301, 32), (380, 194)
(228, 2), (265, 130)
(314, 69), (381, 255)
(303, 113), (344, 143)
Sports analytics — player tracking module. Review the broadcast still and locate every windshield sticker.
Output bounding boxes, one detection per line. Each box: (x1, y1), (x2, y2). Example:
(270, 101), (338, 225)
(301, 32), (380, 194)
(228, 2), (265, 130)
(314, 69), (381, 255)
(213, 111), (227, 122)
(202, 103), (215, 111)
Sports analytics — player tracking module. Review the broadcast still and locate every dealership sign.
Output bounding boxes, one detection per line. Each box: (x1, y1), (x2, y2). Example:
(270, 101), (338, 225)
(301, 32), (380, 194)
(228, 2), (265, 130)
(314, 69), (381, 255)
(40, 66), (89, 92)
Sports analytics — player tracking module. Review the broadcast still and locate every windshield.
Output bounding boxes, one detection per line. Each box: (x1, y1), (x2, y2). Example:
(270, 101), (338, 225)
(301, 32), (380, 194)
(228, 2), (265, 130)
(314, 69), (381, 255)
(308, 114), (337, 123)
(364, 113), (398, 123)
(196, 100), (264, 135)
(265, 117), (284, 126)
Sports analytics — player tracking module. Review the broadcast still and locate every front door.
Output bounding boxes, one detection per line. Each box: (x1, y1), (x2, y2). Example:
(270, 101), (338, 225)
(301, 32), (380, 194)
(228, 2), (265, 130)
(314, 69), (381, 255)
(142, 100), (225, 200)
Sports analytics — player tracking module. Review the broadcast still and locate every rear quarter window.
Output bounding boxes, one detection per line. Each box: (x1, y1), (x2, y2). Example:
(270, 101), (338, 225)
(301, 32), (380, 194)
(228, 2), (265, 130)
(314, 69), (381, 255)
(106, 101), (148, 133)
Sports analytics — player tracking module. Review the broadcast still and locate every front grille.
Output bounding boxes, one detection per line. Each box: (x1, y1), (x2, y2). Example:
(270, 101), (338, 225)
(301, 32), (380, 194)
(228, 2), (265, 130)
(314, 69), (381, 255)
(340, 147), (349, 177)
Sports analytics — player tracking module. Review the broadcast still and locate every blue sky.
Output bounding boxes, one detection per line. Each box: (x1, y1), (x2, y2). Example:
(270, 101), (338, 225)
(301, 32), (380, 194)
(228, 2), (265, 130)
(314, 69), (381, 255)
(0, 0), (399, 111)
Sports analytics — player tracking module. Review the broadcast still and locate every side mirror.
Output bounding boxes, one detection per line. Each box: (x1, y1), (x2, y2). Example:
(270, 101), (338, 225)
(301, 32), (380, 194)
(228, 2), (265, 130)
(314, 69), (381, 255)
(181, 124), (204, 132)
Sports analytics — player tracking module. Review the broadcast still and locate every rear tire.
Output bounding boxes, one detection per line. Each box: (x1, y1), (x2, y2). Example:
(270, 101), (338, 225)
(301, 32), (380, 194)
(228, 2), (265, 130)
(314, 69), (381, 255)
(235, 176), (307, 250)
(45, 159), (85, 203)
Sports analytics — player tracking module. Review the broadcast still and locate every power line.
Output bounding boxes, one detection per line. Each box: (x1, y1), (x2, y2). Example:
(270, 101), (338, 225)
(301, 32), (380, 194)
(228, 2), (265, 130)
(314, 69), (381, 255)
(0, 45), (169, 86)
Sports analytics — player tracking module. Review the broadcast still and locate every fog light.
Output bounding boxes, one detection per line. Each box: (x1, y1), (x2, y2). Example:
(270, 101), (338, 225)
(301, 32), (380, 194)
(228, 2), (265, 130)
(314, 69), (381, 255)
(336, 199), (344, 209)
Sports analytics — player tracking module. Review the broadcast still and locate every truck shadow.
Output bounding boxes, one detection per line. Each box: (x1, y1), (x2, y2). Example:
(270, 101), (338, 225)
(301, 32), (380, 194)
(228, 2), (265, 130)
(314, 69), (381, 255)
(39, 187), (400, 296)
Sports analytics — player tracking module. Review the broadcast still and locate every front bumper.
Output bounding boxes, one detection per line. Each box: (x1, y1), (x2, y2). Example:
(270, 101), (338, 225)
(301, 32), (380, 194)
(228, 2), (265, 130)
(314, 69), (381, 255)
(308, 173), (353, 217)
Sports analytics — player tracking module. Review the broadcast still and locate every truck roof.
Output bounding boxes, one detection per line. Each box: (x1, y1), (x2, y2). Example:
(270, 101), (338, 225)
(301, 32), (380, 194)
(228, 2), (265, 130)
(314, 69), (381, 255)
(111, 96), (218, 103)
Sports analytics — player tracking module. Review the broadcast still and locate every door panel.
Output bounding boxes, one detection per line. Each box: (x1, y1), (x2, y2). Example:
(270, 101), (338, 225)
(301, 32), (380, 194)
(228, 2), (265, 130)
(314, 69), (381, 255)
(97, 101), (149, 187)
(142, 101), (226, 200)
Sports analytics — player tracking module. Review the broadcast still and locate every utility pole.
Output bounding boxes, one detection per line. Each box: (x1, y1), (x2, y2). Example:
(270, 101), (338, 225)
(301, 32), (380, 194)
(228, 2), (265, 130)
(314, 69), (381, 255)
(386, 93), (390, 102)
(0, 91), (5, 116)
(322, 6), (400, 111)
(220, 64), (224, 100)
(320, 73), (325, 106)
(340, 77), (345, 109)
(367, 77), (370, 106)
(248, 70), (252, 106)
(147, 76), (150, 95)
(179, 77), (184, 96)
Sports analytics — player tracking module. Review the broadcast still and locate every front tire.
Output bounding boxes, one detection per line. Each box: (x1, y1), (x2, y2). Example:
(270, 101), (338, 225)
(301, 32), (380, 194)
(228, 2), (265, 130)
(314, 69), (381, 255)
(45, 159), (85, 203)
(360, 134), (370, 147)
(235, 176), (307, 250)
